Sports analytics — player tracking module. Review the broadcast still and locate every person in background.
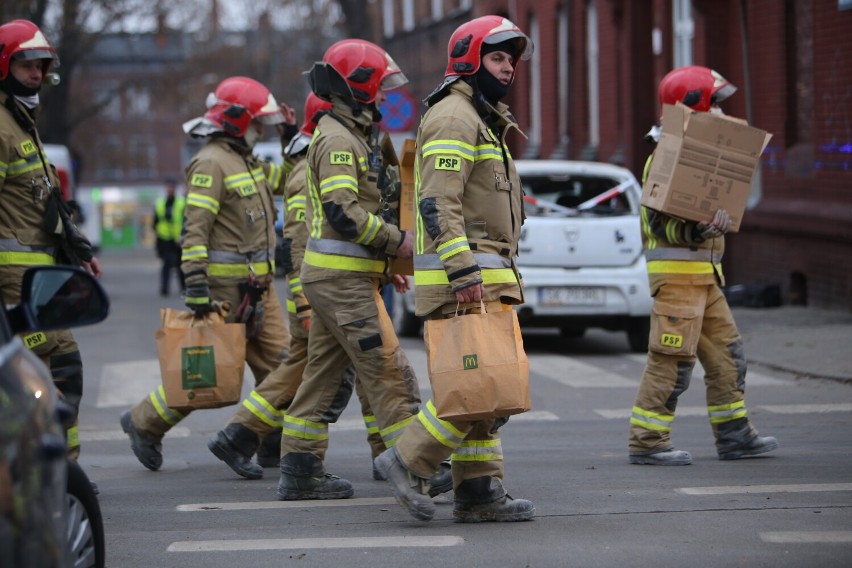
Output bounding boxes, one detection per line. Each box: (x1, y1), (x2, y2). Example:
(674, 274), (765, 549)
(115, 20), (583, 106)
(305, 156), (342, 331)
(628, 65), (779, 465)
(153, 177), (185, 297)
(374, 16), (536, 523)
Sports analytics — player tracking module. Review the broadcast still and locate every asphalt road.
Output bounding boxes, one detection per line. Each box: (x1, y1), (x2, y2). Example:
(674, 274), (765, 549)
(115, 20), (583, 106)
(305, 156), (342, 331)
(74, 250), (852, 568)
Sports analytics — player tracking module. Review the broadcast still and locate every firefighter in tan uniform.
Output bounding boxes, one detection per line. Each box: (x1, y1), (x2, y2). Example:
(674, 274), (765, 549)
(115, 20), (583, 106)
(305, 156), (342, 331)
(374, 16), (536, 523)
(628, 66), (779, 465)
(0, 20), (102, 460)
(275, 39), (448, 501)
(206, 93), (391, 480)
(120, 76), (294, 471)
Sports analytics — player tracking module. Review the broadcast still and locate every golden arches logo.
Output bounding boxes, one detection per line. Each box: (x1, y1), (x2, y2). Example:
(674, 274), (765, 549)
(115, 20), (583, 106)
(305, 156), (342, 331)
(463, 354), (478, 370)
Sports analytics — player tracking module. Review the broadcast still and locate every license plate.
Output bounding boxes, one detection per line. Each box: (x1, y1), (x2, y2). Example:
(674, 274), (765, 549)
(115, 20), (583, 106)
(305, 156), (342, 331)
(539, 287), (605, 306)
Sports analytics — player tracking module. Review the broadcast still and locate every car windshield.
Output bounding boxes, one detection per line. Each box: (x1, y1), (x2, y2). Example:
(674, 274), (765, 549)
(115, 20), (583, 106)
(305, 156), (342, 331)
(522, 174), (633, 217)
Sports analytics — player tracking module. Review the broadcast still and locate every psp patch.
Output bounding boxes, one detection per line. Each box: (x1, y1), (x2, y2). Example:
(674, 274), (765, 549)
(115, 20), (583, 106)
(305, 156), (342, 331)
(19, 140), (37, 156)
(191, 173), (214, 188)
(330, 151), (353, 166)
(22, 331), (47, 349)
(435, 155), (461, 171)
(660, 333), (683, 349)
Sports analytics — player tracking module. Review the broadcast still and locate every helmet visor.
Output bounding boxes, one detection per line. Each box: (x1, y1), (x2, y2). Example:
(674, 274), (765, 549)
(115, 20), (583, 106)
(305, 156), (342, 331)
(484, 31), (534, 61)
(255, 93), (285, 125)
(711, 83), (737, 105)
(381, 70), (408, 92)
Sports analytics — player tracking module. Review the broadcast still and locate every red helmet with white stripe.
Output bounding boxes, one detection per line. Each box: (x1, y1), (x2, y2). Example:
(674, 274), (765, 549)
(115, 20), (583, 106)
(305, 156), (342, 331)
(203, 76), (285, 138)
(658, 65), (736, 113)
(444, 16), (533, 81)
(0, 19), (58, 80)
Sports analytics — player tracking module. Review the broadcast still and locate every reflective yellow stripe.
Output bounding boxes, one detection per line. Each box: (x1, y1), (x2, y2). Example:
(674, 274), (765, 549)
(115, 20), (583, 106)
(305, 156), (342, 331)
(208, 262), (271, 277)
(630, 406), (674, 432)
(363, 414), (379, 435)
(414, 267), (517, 286)
(451, 439), (503, 462)
(0, 251), (55, 265)
(646, 260), (717, 274)
(707, 400), (748, 424)
(66, 425), (79, 449)
(150, 386), (184, 425)
(187, 192), (220, 214)
(286, 298), (296, 314)
(354, 212), (381, 245)
(282, 415), (328, 441)
(416, 400), (466, 448)
(242, 390), (282, 428)
(303, 249), (385, 273)
(379, 416), (414, 447)
(320, 174), (358, 195)
(436, 236), (470, 262)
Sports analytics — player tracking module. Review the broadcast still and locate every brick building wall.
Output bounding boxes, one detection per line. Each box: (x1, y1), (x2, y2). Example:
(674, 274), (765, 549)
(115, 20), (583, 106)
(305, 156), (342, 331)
(371, 0), (852, 310)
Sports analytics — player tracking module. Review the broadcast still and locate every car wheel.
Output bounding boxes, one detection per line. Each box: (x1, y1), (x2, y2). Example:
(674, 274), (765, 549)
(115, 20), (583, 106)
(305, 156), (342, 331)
(626, 316), (651, 353)
(392, 291), (421, 337)
(66, 461), (105, 568)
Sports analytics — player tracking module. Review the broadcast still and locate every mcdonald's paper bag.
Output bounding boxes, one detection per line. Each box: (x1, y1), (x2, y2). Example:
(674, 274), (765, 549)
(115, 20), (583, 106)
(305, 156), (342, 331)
(424, 306), (531, 421)
(156, 308), (246, 411)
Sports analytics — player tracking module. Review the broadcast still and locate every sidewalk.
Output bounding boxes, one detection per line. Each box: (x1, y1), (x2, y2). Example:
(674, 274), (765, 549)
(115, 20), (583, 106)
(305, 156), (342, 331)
(732, 305), (852, 382)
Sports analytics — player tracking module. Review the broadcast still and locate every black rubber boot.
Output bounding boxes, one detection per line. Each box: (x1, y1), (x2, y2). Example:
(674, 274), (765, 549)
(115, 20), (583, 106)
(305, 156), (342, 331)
(256, 430), (281, 468)
(120, 410), (163, 471)
(207, 424), (263, 479)
(277, 452), (353, 500)
(373, 447), (435, 521)
(428, 459), (453, 497)
(716, 420), (779, 460)
(453, 476), (535, 523)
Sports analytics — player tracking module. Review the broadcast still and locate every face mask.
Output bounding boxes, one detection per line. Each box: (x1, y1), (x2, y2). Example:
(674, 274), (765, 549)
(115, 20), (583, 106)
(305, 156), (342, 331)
(243, 125), (262, 148)
(709, 105), (725, 116)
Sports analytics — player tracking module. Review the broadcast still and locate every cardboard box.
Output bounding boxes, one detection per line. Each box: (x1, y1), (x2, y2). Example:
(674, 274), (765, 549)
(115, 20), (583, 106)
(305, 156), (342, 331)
(641, 103), (772, 232)
(388, 137), (416, 275)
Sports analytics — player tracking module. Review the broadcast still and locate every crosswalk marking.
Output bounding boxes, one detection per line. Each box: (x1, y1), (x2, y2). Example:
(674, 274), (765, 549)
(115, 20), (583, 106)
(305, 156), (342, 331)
(624, 354), (786, 386)
(596, 403), (852, 420)
(167, 535), (464, 552)
(532, 355), (636, 387)
(178, 497), (397, 512)
(760, 531), (852, 544)
(676, 483), (852, 495)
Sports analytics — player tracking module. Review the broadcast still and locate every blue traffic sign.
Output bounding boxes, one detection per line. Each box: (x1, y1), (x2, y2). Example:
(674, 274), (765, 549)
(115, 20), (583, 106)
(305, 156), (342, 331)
(381, 89), (418, 132)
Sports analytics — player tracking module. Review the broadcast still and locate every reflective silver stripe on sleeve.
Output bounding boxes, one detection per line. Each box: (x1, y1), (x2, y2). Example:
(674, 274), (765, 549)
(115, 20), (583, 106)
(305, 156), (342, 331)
(414, 252), (512, 270)
(306, 237), (383, 260)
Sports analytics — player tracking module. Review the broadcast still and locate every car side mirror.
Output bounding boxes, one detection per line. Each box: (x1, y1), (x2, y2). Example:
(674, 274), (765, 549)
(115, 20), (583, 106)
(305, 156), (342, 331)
(6, 266), (110, 333)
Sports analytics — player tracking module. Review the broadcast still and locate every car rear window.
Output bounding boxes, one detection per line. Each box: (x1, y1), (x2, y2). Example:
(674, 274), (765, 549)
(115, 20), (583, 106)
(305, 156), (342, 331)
(522, 174), (632, 216)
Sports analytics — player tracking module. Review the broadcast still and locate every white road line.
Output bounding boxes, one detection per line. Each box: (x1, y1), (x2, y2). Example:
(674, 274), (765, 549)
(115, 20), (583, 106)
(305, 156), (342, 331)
(760, 531), (852, 544)
(758, 403), (852, 414)
(97, 359), (162, 407)
(178, 497), (398, 512)
(168, 535), (464, 552)
(533, 355), (636, 387)
(676, 483), (852, 495)
(625, 354), (786, 385)
(328, 410), (560, 433)
(596, 403), (852, 420)
(79, 426), (190, 443)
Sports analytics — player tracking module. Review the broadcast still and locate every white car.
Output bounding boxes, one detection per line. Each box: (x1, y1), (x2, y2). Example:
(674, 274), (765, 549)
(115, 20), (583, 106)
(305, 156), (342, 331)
(393, 160), (653, 352)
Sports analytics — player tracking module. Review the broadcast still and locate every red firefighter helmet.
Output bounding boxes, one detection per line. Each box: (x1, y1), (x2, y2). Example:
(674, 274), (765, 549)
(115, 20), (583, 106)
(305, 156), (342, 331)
(658, 65), (737, 113)
(203, 76), (284, 138)
(300, 91), (332, 136)
(0, 19), (58, 80)
(310, 39), (407, 104)
(444, 15), (533, 80)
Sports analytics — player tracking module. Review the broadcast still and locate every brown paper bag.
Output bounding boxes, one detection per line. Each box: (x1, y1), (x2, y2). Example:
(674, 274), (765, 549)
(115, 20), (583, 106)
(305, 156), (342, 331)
(424, 304), (531, 421)
(155, 308), (246, 411)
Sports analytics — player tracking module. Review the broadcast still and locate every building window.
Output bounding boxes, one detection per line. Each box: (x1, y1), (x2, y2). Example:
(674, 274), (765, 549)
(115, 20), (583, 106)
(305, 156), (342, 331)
(383, 0), (395, 38)
(585, 0), (600, 151)
(431, 0), (443, 20)
(553, 6), (570, 158)
(673, 0), (694, 67)
(125, 86), (151, 117)
(96, 83), (121, 121)
(525, 14), (541, 158)
(94, 135), (123, 181)
(402, 0), (414, 31)
(128, 135), (157, 179)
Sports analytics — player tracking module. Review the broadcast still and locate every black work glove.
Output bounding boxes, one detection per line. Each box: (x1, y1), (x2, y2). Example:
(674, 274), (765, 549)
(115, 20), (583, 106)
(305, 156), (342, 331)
(184, 279), (211, 317)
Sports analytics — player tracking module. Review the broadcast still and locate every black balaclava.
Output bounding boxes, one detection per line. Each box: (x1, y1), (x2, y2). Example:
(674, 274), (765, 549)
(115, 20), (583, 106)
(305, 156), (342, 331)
(475, 39), (518, 105)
